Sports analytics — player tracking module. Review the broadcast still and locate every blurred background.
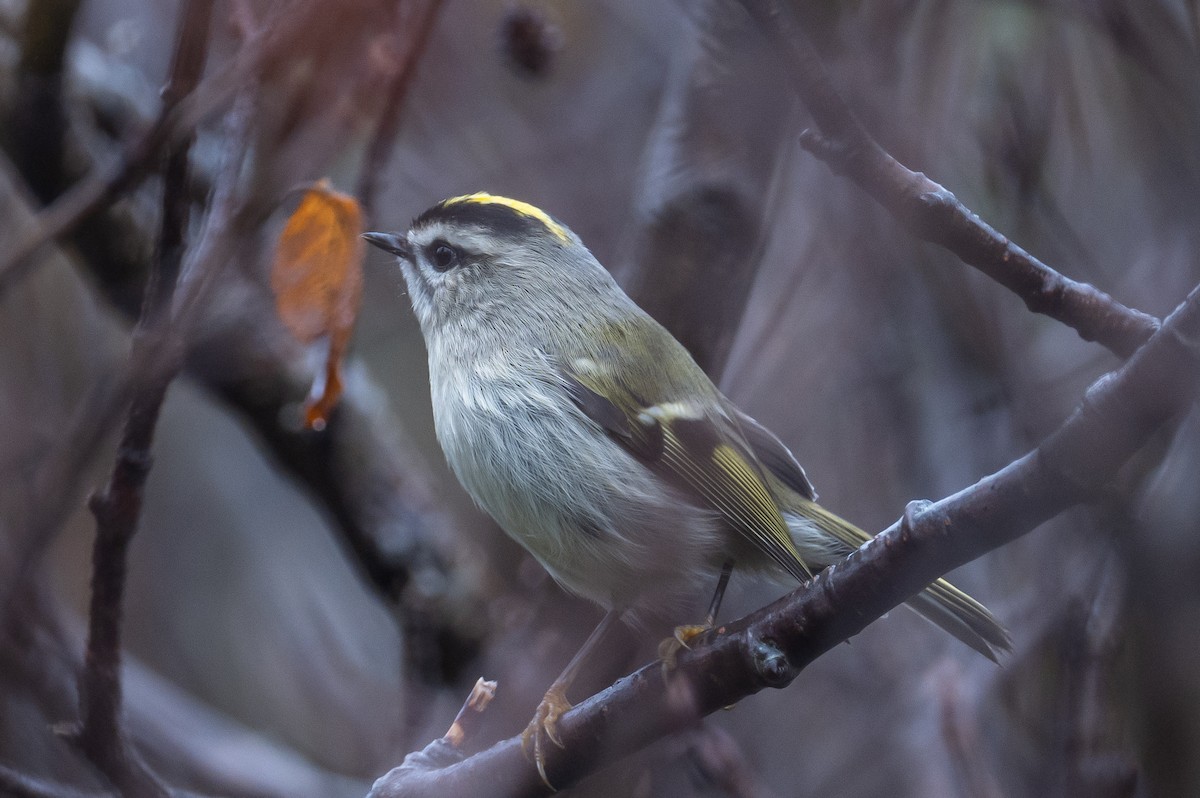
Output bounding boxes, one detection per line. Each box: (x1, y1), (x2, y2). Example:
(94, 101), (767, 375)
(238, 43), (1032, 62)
(2, 0), (1199, 796)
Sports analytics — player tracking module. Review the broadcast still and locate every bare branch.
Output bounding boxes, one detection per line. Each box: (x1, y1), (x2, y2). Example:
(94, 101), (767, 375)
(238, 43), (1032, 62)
(65, 7), (242, 792)
(735, 0), (1160, 359)
(0, 0), (334, 297)
(0, 0), (479, 699)
(356, 0), (446, 221)
(367, 678), (498, 797)
(443, 678), (499, 751)
(367, 277), (1200, 796)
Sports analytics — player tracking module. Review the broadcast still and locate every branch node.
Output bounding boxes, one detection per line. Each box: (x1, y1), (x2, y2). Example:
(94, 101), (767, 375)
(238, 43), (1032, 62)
(908, 187), (962, 240)
(1024, 276), (1069, 317)
(1082, 372), (1120, 411)
(797, 128), (851, 176)
(901, 500), (933, 539)
(1168, 309), (1200, 359)
(914, 187), (951, 211)
(116, 445), (155, 478)
(86, 491), (110, 520)
(748, 634), (795, 688)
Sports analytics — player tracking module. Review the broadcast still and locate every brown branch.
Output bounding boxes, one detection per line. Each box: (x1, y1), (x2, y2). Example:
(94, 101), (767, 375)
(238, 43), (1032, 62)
(66, 5), (234, 792)
(367, 278), (1200, 796)
(0, 0), (332, 298)
(735, 0), (1160, 359)
(74, 370), (176, 798)
(355, 0), (446, 221)
(141, 0), (213, 321)
(1, 0), (478, 698)
(67, 83), (257, 795)
(0, 127), (159, 297)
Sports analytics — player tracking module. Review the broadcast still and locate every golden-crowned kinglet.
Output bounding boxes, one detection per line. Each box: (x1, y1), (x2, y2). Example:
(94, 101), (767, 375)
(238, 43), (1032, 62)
(364, 193), (1008, 775)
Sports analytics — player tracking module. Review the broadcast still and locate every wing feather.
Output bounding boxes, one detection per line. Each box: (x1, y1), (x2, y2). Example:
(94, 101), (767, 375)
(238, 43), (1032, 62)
(559, 358), (812, 582)
(730, 406), (817, 500)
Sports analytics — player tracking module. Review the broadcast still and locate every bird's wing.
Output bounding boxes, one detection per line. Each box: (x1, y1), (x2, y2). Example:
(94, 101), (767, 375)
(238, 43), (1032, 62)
(558, 356), (812, 583)
(728, 406), (817, 501)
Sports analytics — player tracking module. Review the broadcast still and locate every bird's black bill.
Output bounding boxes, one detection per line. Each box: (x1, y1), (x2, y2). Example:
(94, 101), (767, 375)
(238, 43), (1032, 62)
(362, 231), (411, 260)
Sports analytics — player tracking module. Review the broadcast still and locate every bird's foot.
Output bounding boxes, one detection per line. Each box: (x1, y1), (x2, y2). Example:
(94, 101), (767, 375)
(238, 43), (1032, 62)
(658, 623), (713, 676)
(521, 681), (572, 789)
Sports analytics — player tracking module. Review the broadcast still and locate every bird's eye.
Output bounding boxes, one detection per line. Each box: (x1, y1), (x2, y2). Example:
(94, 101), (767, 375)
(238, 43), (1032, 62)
(430, 242), (460, 272)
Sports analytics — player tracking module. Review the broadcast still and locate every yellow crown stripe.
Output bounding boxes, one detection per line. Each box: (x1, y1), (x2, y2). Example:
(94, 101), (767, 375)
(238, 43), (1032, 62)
(443, 192), (571, 242)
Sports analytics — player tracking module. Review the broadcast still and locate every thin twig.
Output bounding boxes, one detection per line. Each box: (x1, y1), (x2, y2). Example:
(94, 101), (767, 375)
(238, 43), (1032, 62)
(65, 79), (257, 797)
(2, 0), (476, 699)
(74, 370), (176, 797)
(356, 0), (445, 221)
(142, 0), (213, 321)
(68, 4), (219, 793)
(0, 0), (329, 297)
(442, 678), (499, 751)
(367, 277), (1200, 796)
(368, 679), (498, 797)
(735, 0), (1160, 359)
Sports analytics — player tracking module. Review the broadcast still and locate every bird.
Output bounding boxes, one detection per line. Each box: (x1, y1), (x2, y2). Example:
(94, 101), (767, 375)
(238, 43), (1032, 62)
(363, 192), (1009, 784)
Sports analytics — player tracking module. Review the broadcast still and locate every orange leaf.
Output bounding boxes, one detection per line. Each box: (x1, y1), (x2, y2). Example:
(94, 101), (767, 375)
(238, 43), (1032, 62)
(270, 179), (364, 430)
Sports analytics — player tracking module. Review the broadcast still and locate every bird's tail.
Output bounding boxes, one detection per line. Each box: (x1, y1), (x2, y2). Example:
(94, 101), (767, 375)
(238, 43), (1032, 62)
(785, 499), (1010, 661)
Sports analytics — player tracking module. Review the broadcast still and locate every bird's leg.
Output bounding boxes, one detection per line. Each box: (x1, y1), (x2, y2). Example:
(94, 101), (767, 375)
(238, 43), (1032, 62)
(522, 608), (621, 788)
(660, 560), (734, 669)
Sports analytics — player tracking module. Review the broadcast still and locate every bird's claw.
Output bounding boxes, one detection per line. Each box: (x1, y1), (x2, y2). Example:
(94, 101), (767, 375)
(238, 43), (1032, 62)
(658, 623), (711, 676)
(521, 682), (572, 789)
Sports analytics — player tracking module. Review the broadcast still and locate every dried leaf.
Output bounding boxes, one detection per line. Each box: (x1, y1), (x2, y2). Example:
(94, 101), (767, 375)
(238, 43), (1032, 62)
(270, 179), (364, 430)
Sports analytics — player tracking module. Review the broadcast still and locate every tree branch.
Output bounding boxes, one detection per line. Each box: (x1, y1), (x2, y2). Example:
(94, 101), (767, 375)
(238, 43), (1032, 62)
(67, 6), (238, 792)
(367, 276), (1200, 796)
(0, 0), (333, 298)
(735, 0), (1160, 359)
(1, 578), (372, 798)
(355, 0), (446, 221)
(0, 0), (480, 699)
